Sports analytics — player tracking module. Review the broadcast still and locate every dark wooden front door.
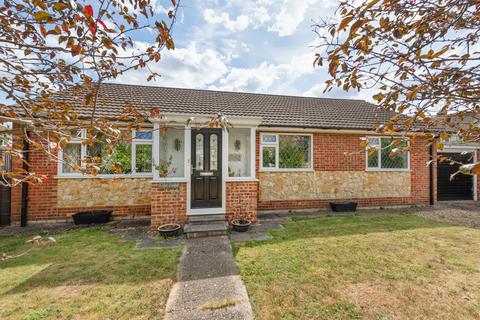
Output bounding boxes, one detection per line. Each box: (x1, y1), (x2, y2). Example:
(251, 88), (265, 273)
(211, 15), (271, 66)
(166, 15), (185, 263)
(191, 129), (222, 208)
(437, 152), (474, 201)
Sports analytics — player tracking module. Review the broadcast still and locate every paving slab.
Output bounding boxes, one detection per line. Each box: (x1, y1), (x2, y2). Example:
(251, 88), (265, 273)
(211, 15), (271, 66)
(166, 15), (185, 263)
(231, 232), (272, 242)
(159, 238), (184, 248)
(164, 236), (253, 320)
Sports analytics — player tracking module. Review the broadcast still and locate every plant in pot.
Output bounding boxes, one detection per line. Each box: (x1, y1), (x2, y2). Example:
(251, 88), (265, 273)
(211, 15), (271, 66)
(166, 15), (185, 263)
(231, 198), (252, 232)
(158, 223), (182, 238)
(228, 166), (235, 177)
(231, 216), (251, 232)
(155, 156), (176, 178)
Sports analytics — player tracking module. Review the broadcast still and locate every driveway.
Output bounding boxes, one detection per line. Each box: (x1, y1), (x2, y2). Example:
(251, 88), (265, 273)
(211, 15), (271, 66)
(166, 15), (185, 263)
(416, 201), (480, 228)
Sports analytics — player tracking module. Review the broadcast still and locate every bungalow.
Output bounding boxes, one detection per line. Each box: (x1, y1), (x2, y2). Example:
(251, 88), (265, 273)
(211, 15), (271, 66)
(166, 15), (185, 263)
(4, 84), (479, 233)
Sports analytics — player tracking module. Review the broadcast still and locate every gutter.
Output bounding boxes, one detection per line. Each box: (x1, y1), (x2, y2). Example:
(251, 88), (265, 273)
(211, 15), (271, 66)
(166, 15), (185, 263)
(20, 133), (29, 227)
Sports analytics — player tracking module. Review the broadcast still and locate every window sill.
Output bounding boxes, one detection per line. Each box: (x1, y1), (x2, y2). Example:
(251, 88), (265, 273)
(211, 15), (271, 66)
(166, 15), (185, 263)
(56, 173), (153, 179)
(259, 168), (314, 173)
(152, 177), (188, 183)
(365, 168), (411, 172)
(225, 177), (258, 182)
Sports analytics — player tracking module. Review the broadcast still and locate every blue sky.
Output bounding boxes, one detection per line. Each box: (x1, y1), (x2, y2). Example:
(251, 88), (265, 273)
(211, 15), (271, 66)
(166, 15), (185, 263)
(0, 0), (371, 105)
(113, 0), (371, 100)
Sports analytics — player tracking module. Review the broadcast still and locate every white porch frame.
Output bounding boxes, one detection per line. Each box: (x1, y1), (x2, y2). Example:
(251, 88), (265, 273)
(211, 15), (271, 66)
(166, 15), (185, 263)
(150, 114), (262, 215)
(440, 145), (478, 201)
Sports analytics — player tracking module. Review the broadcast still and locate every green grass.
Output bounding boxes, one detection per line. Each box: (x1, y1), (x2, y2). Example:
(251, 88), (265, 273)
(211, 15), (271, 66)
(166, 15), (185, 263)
(235, 213), (480, 320)
(0, 228), (182, 320)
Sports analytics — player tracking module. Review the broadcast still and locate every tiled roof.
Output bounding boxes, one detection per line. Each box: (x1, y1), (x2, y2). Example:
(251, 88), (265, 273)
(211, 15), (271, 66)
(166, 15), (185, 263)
(49, 83), (399, 130)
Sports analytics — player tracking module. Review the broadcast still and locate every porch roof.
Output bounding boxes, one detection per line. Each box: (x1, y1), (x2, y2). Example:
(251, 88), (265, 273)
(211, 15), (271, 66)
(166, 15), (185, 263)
(47, 83), (402, 131)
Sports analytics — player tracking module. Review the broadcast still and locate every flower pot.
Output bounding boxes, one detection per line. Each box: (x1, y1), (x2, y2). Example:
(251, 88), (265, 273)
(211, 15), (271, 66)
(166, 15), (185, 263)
(231, 219), (251, 232)
(158, 223), (182, 238)
(72, 210), (112, 225)
(329, 202), (358, 212)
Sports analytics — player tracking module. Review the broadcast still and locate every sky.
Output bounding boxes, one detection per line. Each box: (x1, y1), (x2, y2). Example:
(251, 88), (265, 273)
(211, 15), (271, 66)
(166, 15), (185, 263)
(0, 0), (371, 105)
(112, 0), (370, 100)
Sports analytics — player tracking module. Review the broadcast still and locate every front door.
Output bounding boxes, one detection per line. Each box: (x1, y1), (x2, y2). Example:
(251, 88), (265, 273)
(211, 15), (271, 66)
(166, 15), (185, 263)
(191, 128), (222, 208)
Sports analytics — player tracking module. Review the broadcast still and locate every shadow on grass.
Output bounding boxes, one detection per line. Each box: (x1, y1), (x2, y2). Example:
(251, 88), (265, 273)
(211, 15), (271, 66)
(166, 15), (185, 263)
(0, 227), (182, 295)
(232, 213), (451, 257)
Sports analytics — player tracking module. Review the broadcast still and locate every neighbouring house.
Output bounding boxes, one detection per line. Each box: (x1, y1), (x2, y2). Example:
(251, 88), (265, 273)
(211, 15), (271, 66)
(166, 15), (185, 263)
(3, 84), (479, 231)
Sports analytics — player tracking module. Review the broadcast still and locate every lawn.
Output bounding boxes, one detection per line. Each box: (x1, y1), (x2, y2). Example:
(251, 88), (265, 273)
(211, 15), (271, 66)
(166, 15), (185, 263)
(235, 213), (480, 320)
(0, 228), (182, 320)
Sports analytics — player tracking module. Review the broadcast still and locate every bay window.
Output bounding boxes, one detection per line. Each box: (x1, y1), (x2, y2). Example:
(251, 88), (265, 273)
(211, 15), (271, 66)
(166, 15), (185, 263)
(366, 137), (409, 170)
(260, 133), (312, 170)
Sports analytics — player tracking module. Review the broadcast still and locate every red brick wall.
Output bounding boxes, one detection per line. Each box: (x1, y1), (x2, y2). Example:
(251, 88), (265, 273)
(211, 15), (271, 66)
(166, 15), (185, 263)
(9, 126), (151, 224)
(257, 131), (435, 211)
(313, 134), (365, 171)
(150, 182), (187, 228)
(10, 127), (23, 223)
(226, 181), (258, 222)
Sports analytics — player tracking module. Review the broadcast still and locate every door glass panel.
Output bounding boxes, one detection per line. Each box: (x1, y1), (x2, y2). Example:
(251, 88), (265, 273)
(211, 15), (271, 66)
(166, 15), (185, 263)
(195, 134), (204, 171)
(210, 134), (218, 171)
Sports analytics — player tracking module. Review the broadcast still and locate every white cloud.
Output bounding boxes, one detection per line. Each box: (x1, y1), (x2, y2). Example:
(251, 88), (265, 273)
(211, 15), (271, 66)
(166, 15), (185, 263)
(210, 50), (316, 94)
(303, 83), (325, 97)
(203, 9), (250, 32)
(268, 0), (336, 37)
(113, 42), (228, 88)
(268, 0), (316, 37)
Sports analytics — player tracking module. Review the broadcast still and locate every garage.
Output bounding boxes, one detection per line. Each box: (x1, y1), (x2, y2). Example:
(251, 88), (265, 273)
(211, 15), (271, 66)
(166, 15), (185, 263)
(437, 152), (475, 201)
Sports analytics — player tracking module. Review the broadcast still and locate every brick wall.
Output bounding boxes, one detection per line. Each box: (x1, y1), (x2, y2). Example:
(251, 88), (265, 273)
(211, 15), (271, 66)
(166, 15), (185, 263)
(150, 182), (187, 229)
(257, 131), (435, 211)
(10, 126), (151, 224)
(226, 181), (258, 222)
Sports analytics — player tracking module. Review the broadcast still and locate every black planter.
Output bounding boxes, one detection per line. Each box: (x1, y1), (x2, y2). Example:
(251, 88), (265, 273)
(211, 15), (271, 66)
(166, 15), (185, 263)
(158, 224), (182, 238)
(330, 202), (358, 212)
(72, 210), (112, 225)
(231, 219), (251, 232)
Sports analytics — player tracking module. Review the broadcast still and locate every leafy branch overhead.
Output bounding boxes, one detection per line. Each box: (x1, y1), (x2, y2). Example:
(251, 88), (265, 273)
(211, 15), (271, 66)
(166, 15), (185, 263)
(314, 0), (480, 173)
(0, 0), (180, 185)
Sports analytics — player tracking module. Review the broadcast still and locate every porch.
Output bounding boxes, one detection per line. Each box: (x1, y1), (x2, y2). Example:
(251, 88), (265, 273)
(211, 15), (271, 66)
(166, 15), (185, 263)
(149, 114), (262, 230)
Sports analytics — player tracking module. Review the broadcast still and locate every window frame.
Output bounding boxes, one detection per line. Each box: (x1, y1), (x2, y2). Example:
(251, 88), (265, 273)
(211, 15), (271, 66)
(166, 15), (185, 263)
(259, 132), (313, 172)
(365, 136), (410, 172)
(58, 128), (154, 178)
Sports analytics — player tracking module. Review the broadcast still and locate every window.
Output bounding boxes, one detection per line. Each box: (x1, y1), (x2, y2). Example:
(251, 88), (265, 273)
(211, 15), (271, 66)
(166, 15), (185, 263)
(366, 137), (409, 170)
(60, 128), (153, 176)
(86, 132), (132, 174)
(133, 130), (153, 173)
(62, 140), (82, 174)
(158, 127), (185, 178)
(260, 133), (312, 170)
(228, 128), (252, 177)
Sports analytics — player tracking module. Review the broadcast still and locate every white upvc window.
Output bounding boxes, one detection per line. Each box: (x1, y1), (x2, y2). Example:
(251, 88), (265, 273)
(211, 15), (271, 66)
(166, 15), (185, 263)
(260, 133), (313, 171)
(58, 128), (153, 177)
(132, 129), (153, 174)
(366, 136), (410, 171)
(226, 127), (256, 180)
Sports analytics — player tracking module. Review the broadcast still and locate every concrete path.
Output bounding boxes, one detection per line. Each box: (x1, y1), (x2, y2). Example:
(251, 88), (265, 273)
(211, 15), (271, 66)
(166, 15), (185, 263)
(164, 236), (253, 320)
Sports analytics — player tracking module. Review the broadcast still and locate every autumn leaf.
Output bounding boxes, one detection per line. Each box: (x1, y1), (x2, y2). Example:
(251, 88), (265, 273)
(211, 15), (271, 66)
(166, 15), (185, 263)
(53, 2), (69, 11)
(33, 11), (51, 21)
(71, 44), (81, 56)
